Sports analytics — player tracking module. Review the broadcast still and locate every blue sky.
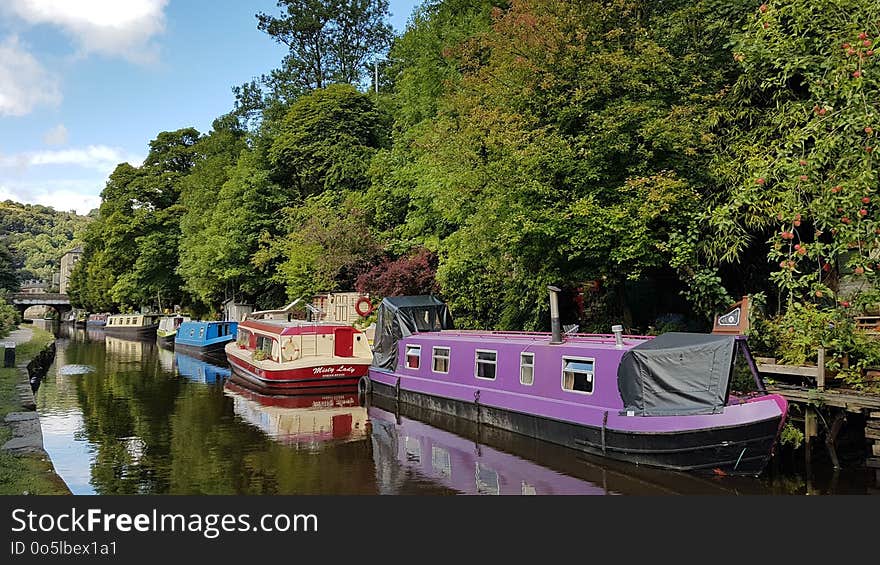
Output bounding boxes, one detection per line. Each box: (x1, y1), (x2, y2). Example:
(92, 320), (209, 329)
(0, 0), (421, 214)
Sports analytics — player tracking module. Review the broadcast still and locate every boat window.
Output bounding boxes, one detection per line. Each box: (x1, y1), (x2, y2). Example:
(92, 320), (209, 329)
(475, 350), (497, 380)
(281, 338), (300, 362)
(562, 357), (595, 395)
(255, 336), (275, 361)
(432, 447), (451, 478)
(405, 345), (421, 369)
(405, 437), (420, 462)
(432, 347), (450, 374)
(475, 463), (500, 495)
(237, 329), (250, 347)
(199, 328), (205, 338)
(520, 352), (535, 386)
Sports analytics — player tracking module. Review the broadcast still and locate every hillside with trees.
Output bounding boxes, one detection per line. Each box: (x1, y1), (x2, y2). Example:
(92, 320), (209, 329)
(0, 200), (89, 334)
(0, 201), (91, 285)
(67, 0), (880, 386)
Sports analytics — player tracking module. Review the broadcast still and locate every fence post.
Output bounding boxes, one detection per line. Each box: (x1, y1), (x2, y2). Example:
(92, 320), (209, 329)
(2, 341), (15, 368)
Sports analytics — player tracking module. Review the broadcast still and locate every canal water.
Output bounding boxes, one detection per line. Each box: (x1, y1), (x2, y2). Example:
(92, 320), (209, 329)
(32, 322), (878, 495)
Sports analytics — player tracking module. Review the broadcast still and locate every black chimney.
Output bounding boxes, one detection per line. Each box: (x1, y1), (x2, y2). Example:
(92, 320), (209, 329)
(548, 285), (562, 344)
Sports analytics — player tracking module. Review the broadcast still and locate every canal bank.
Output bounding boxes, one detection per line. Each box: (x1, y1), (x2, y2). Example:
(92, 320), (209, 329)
(0, 325), (70, 495)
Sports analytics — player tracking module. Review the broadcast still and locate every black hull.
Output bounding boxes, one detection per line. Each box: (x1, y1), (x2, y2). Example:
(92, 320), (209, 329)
(370, 380), (781, 476)
(174, 340), (230, 357)
(103, 323), (159, 337)
(174, 342), (229, 365)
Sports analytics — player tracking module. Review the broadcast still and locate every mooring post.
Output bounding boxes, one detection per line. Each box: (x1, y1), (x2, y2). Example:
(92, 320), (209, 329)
(804, 406), (818, 469)
(816, 346), (825, 391)
(2, 341), (15, 368)
(825, 411), (846, 470)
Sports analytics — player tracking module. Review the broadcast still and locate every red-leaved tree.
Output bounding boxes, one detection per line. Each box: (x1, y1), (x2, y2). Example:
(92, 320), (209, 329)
(356, 248), (439, 297)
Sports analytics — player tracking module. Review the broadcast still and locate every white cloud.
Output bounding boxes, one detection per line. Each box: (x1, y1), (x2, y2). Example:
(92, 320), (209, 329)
(0, 35), (62, 116)
(0, 145), (142, 173)
(43, 123), (68, 145)
(4, 0), (169, 64)
(0, 180), (101, 215)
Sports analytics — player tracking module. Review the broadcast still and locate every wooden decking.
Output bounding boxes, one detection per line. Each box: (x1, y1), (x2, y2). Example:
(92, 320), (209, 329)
(766, 384), (880, 412)
(757, 344), (880, 470)
(764, 382), (880, 471)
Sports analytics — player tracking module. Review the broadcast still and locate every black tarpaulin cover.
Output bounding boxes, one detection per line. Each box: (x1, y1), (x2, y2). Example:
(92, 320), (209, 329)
(371, 296), (455, 370)
(617, 332), (736, 416)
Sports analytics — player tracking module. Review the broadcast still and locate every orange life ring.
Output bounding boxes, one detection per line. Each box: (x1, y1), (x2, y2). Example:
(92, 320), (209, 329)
(355, 296), (374, 317)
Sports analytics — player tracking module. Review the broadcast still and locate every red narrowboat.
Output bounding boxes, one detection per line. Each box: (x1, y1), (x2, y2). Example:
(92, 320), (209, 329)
(224, 304), (373, 395)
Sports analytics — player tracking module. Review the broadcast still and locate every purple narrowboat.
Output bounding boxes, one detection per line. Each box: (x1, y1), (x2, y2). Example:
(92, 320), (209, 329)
(364, 294), (789, 475)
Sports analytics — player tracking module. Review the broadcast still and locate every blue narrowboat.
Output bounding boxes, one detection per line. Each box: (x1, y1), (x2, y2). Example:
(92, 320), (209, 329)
(175, 320), (238, 354)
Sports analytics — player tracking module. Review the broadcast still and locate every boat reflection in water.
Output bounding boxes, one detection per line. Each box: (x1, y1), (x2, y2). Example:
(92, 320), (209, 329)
(370, 403), (604, 494)
(105, 335), (157, 363)
(369, 396), (768, 495)
(157, 342), (175, 373)
(175, 351), (231, 385)
(55, 322), (104, 343)
(224, 382), (368, 447)
(86, 327), (106, 342)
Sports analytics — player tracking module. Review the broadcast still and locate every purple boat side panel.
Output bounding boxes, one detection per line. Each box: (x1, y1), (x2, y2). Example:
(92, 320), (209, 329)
(368, 331), (786, 434)
(369, 405), (609, 495)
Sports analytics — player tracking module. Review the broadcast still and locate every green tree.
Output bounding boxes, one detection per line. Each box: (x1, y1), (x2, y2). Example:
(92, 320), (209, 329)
(708, 0), (880, 310)
(70, 129), (200, 311)
(384, 0), (501, 128)
(256, 190), (382, 299)
(196, 148), (291, 308)
(269, 84), (388, 197)
(178, 116), (248, 309)
(369, 0), (746, 329)
(257, 0), (393, 99)
(0, 242), (19, 292)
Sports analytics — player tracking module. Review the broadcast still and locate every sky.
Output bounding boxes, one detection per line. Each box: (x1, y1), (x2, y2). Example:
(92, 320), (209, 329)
(0, 0), (421, 215)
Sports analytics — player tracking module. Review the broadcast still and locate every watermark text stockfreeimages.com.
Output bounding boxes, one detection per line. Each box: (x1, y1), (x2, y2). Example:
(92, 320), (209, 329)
(10, 508), (318, 540)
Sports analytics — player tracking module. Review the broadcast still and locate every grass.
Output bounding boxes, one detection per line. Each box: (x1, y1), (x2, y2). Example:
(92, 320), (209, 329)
(0, 325), (70, 495)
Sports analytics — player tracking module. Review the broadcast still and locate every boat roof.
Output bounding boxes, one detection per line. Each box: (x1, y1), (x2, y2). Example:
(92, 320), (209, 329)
(180, 320), (236, 326)
(404, 330), (654, 351)
(109, 313), (159, 317)
(239, 319), (359, 336)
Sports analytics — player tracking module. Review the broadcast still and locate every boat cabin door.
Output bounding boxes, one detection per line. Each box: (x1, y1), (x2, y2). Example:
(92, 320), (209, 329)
(334, 327), (355, 357)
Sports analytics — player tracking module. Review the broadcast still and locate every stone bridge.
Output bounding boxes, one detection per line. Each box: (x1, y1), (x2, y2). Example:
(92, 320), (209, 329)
(10, 293), (72, 317)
